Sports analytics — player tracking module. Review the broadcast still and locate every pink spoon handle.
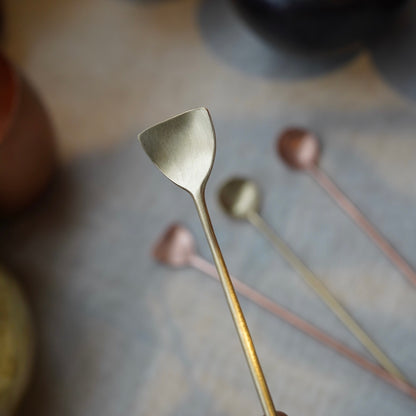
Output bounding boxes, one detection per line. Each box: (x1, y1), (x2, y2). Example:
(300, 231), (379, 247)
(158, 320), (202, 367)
(188, 253), (416, 400)
(309, 164), (416, 287)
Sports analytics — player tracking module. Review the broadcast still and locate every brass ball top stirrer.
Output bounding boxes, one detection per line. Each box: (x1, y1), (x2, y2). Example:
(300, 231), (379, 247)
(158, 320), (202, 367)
(277, 128), (416, 287)
(138, 108), (279, 416)
(153, 224), (416, 401)
(218, 177), (407, 383)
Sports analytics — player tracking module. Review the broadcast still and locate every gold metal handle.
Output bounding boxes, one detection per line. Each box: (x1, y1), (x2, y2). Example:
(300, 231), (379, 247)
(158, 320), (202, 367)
(247, 210), (406, 383)
(193, 189), (276, 416)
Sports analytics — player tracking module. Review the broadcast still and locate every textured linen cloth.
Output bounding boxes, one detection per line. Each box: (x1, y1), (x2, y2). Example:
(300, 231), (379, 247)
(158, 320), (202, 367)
(1, 1), (416, 415)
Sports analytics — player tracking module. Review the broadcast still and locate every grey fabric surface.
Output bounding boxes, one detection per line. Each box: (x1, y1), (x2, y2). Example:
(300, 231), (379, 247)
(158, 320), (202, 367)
(1, 0), (416, 415)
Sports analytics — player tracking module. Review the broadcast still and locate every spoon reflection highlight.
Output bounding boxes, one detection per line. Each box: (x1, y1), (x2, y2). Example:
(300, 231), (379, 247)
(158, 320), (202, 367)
(218, 177), (406, 382)
(153, 224), (416, 401)
(277, 127), (416, 287)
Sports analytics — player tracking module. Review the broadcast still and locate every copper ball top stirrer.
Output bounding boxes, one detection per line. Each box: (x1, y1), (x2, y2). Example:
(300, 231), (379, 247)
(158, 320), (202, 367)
(277, 128), (416, 287)
(153, 224), (416, 401)
(138, 108), (279, 416)
(218, 177), (406, 383)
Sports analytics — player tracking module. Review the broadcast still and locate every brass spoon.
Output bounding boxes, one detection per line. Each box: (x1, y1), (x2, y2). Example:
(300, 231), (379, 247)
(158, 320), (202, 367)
(153, 224), (416, 401)
(138, 108), (278, 416)
(218, 177), (407, 383)
(277, 128), (416, 287)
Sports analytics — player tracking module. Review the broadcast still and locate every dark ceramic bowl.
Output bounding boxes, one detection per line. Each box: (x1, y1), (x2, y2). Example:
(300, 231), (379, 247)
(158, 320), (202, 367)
(230, 0), (409, 52)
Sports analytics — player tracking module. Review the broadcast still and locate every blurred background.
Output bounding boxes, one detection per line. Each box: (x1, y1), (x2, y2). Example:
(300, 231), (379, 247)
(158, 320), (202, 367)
(1, 0), (416, 415)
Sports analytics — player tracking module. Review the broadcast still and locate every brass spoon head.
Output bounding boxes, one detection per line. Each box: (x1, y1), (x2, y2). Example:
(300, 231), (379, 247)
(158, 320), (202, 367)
(218, 177), (261, 220)
(139, 110), (278, 415)
(152, 224), (195, 268)
(277, 127), (320, 170)
(138, 107), (215, 195)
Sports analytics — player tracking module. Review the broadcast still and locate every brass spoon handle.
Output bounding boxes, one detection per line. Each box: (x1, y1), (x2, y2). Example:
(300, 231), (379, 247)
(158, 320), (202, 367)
(247, 210), (406, 383)
(309, 164), (416, 287)
(193, 191), (276, 416)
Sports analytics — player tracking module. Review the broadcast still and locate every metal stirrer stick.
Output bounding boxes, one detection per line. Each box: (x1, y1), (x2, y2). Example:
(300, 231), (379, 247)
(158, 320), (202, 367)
(153, 224), (416, 401)
(277, 127), (416, 287)
(218, 177), (407, 383)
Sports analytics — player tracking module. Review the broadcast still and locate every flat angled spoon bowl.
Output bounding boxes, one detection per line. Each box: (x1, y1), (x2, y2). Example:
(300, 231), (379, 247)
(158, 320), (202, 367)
(139, 108), (278, 416)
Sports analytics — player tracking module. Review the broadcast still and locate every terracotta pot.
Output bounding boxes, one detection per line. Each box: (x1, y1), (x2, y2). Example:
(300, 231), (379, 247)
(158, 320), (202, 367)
(0, 53), (56, 216)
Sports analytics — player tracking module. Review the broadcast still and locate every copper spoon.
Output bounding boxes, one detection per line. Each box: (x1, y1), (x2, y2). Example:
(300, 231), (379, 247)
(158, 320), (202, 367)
(139, 108), (277, 416)
(153, 224), (416, 401)
(277, 128), (416, 287)
(218, 177), (406, 383)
